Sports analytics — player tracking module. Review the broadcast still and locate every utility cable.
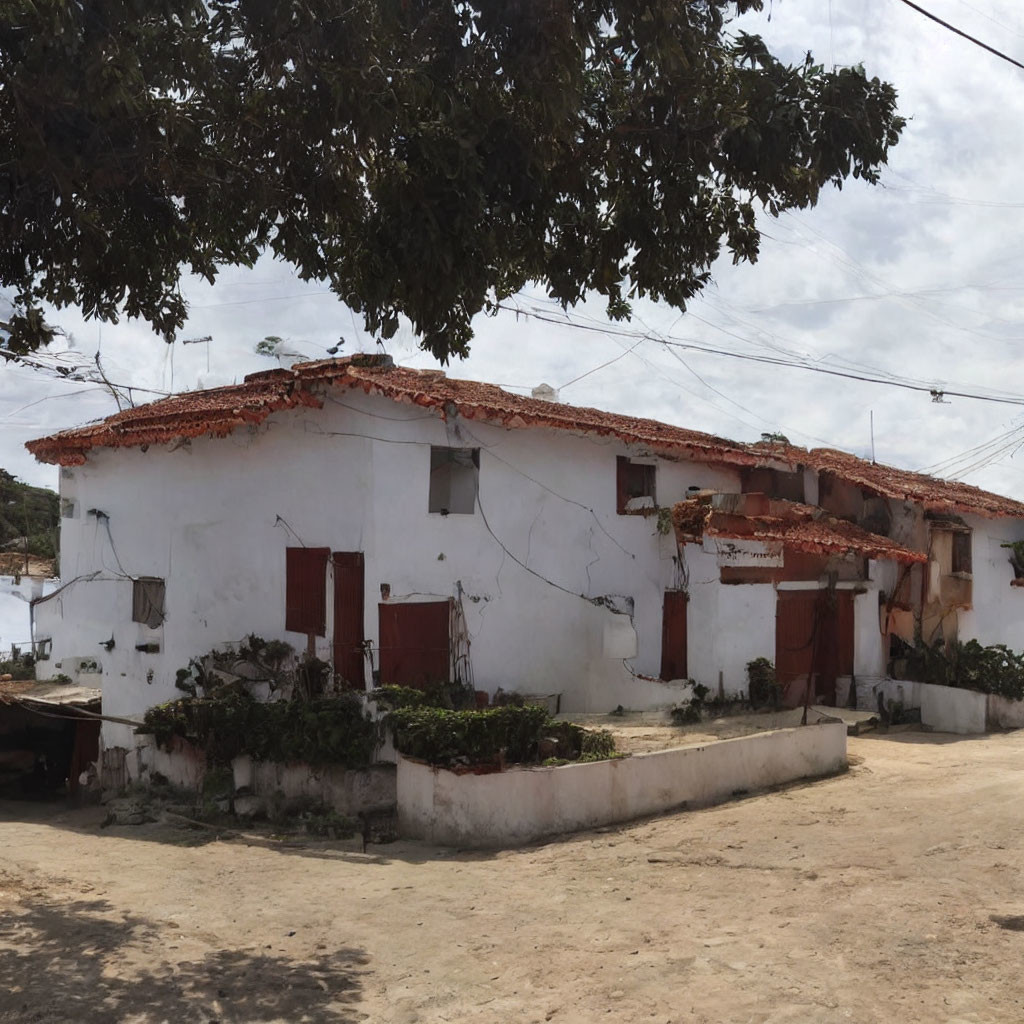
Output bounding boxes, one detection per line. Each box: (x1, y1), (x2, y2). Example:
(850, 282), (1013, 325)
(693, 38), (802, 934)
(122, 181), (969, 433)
(896, 0), (1024, 71)
(558, 339), (643, 390)
(495, 301), (1024, 408)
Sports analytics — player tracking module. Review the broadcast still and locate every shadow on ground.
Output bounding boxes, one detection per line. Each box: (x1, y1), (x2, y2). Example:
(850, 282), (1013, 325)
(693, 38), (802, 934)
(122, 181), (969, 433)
(0, 888), (368, 1023)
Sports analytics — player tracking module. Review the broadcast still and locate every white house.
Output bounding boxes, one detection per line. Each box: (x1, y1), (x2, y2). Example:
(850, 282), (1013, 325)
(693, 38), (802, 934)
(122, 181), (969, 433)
(25, 354), (1024, 760)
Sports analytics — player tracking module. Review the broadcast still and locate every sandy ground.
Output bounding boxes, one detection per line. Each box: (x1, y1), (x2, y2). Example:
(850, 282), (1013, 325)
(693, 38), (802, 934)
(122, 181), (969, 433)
(3, 731), (1024, 1023)
(0, 555), (54, 579)
(563, 707), (860, 753)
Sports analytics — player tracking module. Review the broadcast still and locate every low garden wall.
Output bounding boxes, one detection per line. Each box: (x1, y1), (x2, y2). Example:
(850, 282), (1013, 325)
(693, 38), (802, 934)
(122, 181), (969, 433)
(131, 734), (396, 817)
(851, 678), (988, 735)
(397, 721), (847, 849)
(986, 693), (1024, 730)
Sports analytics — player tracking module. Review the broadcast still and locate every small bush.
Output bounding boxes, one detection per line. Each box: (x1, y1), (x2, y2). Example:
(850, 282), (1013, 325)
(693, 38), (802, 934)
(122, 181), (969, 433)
(0, 651), (35, 681)
(388, 704), (549, 766)
(387, 705), (617, 768)
(139, 690), (380, 768)
(368, 685), (432, 710)
(746, 658), (780, 709)
(903, 638), (1024, 702)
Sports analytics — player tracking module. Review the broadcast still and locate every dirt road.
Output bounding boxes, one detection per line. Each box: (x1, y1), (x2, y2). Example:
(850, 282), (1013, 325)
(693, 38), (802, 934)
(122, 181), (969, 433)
(3, 731), (1024, 1023)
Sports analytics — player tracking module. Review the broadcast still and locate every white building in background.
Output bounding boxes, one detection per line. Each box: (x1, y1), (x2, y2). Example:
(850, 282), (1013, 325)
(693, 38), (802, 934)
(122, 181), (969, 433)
(24, 355), (1024, 760)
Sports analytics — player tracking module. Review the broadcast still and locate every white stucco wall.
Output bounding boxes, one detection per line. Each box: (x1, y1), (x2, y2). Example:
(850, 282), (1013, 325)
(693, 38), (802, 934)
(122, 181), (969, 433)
(397, 722), (848, 848)
(682, 543), (776, 697)
(956, 515), (1024, 649)
(987, 693), (1024, 730)
(35, 385), (750, 745)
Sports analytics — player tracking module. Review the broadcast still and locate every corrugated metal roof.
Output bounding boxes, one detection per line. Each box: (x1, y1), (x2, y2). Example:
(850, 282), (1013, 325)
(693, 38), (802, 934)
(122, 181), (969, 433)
(0, 679), (101, 708)
(25, 356), (1024, 519)
(672, 496), (928, 565)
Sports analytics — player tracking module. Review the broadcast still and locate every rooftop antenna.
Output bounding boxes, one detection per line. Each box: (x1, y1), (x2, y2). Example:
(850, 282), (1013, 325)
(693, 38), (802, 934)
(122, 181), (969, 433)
(183, 334), (213, 374)
(870, 410), (876, 465)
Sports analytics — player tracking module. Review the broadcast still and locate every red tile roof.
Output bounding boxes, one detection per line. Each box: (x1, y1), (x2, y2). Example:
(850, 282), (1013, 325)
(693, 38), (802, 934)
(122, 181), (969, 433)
(672, 496), (928, 565)
(787, 446), (1024, 519)
(25, 355), (761, 469)
(24, 355), (1024, 520)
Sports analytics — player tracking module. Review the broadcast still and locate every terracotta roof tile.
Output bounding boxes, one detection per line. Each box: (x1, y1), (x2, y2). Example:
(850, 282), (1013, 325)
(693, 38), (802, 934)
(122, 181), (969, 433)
(672, 496), (928, 565)
(25, 355), (760, 469)
(751, 442), (1024, 519)
(24, 356), (1024, 520)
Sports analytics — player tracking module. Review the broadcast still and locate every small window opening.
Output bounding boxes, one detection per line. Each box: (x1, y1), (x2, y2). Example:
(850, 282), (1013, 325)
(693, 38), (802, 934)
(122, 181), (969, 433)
(952, 531), (972, 575)
(429, 447), (479, 515)
(616, 456), (656, 514)
(132, 577), (166, 629)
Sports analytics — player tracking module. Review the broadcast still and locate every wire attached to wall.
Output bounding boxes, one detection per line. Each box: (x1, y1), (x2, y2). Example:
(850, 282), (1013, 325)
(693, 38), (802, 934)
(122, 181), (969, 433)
(274, 515), (307, 547)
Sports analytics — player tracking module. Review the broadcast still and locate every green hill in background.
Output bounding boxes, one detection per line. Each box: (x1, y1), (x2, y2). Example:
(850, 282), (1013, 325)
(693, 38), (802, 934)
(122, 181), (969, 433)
(0, 469), (58, 559)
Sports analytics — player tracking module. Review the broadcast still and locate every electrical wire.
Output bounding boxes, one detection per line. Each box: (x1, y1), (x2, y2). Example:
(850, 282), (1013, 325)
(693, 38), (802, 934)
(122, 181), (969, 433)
(456, 421), (637, 562)
(495, 300), (1024, 408)
(558, 339), (643, 390)
(474, 486), (590, 603)
(896, 0), (1024, 71)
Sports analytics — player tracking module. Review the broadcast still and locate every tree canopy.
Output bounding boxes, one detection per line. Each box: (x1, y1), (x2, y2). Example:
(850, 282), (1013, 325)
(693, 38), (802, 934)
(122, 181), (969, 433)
(0, 1), (904, 362)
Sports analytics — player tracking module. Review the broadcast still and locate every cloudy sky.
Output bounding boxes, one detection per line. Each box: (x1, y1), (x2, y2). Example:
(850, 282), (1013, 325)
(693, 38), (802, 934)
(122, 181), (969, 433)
(4, 2), (1024, 505)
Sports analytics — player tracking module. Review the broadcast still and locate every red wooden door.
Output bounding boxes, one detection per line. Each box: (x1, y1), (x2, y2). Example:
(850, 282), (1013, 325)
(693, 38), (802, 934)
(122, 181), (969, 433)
(332, 552), (365, 688)
(378, 601), (451, 688)
(775, 590), (854, 707)
(661, 590), (688, 681)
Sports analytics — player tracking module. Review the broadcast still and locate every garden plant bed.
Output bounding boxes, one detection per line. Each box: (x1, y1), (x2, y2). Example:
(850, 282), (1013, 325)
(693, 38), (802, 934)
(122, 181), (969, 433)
(561, 706), (842, 754)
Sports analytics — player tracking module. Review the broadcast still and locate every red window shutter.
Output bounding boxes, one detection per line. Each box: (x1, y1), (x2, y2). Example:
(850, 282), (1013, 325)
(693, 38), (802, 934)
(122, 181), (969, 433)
(285, 547), (329, 636)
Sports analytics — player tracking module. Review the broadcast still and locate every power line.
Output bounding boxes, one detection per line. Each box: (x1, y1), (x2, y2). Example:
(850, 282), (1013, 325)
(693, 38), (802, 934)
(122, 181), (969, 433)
(496, 301), (1024, 408)
(558, 339), (643, 390)
(896, 0), (1024, 71)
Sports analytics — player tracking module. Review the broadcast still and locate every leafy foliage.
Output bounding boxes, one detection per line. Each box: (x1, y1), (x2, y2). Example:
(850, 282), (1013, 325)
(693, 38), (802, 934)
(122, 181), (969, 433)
(368, 685), (433, 711)
(1001, 542), (1024, 579)
(144, 637), (378, 765)
(903, 638), (1024, 702)
(139, 689), (380, 768)
(0, 650), (35, 681)
(746, 657), (780, 709)
(387, 705), (617, 768)
(0, 469), (58, 559)
(1, 1), (903, 360)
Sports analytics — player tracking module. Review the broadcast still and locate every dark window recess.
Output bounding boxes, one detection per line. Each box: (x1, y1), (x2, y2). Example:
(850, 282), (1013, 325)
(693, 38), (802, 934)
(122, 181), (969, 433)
(660, 590), (688, 681)
(285, 547), (329, 636)
(378, 601), (451, 688)
(740, 467), (805, 503)
(429, 447), (479, 515)
(132, 578), (166, 629)
(616, 457), (656, 514)
(952, 531), (973, 575)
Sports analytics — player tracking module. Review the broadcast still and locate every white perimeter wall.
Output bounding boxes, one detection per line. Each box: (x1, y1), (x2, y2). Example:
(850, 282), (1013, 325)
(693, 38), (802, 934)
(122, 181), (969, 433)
(398, 722), (848, 848)
(858, 677), (988, 735)
(35, 386), (746, 746)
